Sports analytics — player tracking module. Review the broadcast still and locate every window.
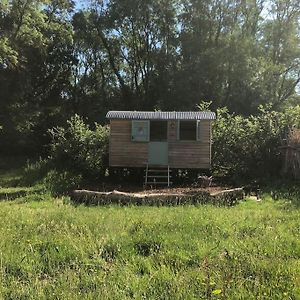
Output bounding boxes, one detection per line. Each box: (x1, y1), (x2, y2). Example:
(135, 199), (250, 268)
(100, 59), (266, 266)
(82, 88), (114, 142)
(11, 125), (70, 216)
(150, 121), (168, 141)
(179, 121), (197, 141)
(131, 120), (149, 142)
(196, 121), (203, 141)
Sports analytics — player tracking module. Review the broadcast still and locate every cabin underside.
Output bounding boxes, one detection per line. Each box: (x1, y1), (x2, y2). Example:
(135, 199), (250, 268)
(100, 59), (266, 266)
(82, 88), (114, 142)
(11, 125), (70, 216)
(109, 119), (212, 169)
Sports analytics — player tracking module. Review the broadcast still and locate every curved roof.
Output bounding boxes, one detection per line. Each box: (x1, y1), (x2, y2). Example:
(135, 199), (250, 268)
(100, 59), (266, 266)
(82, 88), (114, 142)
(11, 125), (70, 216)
(106, 111), (216, 120)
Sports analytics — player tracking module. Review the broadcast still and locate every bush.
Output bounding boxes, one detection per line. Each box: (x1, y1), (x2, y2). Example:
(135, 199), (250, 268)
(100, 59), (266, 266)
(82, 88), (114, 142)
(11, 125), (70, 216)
(44, 170), (83, 196)
(48, 115), (109, 182)
(211, 104), (300, 182)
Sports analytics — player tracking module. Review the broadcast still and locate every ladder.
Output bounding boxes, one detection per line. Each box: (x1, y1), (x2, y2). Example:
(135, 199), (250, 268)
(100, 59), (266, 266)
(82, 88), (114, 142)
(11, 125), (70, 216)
(144, 164), (172, 187)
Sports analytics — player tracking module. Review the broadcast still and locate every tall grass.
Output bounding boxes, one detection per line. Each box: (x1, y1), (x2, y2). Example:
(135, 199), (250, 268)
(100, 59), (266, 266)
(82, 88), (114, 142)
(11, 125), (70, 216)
(0, 170), (299, 299)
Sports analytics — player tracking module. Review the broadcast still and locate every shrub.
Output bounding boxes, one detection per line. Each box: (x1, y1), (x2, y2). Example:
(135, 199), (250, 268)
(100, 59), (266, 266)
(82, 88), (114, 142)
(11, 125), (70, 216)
(48, 115), (109, 181)
(44, 170), (83, 196)
(210, 104), (300, 182)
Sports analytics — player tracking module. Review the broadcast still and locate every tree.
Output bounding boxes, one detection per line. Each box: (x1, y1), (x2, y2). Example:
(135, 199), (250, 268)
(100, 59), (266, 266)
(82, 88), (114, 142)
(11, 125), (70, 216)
(0, 0), (300, 157)
(0, 0), (75, 154)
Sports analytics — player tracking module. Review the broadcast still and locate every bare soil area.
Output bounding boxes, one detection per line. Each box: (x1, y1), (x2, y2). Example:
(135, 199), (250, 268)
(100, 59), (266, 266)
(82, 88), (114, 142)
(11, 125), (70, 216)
(89, 183), (231, 196)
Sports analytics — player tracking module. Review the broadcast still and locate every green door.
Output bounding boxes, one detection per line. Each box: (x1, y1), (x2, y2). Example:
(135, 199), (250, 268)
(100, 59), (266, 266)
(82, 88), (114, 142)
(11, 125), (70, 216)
(148, 142), (168, 165)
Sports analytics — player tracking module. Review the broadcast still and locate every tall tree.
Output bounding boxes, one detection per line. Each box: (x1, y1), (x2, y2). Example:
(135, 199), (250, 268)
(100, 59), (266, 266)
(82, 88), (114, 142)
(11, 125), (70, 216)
(0, 0), (75, 153)
(1, 0), (300, 155)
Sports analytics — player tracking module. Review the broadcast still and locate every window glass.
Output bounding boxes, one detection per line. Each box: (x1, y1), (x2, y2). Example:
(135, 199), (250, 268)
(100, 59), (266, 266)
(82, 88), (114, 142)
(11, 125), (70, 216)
(179, 121), (196, 140)
(150, 121), (168, 141)
(132, 121), (149, 142)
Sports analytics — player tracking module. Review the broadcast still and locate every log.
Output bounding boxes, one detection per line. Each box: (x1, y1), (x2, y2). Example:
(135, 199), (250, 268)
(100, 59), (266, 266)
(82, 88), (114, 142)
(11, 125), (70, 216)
(210, 188), (244, 205)
(72, 189), (183, 201)
(210, 187), (244, 197)
(71, 189), (193, 206)
(71, 188), (244, 206)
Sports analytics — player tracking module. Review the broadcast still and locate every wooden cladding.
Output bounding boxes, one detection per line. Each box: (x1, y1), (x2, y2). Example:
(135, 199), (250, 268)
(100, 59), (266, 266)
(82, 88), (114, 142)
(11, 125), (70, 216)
(109, 119), (212, 168)
(169, 142), (210, 168)
(110, 120), (148, 167)
(168, 120), (177, 141)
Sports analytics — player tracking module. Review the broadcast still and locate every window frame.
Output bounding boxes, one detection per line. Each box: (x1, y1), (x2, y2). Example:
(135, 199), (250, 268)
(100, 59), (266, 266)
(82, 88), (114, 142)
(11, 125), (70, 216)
(196, 120), (201, 141)
(177, 120), (200, 141)
(131, 120), (150, 142)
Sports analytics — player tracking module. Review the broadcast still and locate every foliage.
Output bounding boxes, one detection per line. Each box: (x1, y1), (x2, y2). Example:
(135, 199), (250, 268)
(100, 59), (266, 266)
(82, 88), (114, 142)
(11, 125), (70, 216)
(0, 0), (75, 154)
(48, 114), (109, 181)
(22, 158), (50, 185)
(0, 169), (300, 299)
(43, 170), (82, 196)
(1, 0), (300, 156)
(212, 104), (300, 181)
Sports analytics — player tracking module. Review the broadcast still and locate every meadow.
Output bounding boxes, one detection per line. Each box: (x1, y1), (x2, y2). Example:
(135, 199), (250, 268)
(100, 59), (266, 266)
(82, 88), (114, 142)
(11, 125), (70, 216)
(0, 168), (299, 299)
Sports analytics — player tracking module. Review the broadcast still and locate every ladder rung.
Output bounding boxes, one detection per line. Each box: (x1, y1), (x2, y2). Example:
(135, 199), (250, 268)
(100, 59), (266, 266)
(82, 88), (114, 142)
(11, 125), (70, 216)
(144, 175), (170, 178)
(145, 165), (172, 187)
(148, 169), (170, 172)
(147, 182), (173, 184)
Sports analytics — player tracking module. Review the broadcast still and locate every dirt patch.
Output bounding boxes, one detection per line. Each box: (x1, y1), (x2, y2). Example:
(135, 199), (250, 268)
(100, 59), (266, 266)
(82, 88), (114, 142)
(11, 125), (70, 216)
(71, 186), (244, 206)
(87, 183), (229, 196)
(141, 186), (228, 195)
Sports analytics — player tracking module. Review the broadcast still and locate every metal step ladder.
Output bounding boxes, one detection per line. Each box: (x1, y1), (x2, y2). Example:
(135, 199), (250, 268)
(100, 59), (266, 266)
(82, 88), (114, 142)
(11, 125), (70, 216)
(144, 164), (172, 187)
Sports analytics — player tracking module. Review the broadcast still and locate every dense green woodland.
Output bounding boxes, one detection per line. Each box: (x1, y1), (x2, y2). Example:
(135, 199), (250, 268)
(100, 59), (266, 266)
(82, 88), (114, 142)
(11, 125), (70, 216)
(1, 0), (300, 183)
(1, 2), (300, 298)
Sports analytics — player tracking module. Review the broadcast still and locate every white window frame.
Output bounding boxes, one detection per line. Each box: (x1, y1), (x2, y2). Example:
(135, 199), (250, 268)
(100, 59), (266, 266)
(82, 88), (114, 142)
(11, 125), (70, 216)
(196, 120), (201, 141)
(131, 120), (150, 142)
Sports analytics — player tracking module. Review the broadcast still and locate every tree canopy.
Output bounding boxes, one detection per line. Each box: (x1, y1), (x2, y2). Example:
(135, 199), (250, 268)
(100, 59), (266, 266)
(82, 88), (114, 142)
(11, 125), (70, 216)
(0, 0), (300, 154)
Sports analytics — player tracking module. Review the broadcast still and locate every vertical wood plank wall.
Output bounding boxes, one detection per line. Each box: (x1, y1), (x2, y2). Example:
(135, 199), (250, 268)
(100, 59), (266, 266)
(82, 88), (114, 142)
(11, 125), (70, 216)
(109, 120), (148, 167)
(109, 119), (212, 168)
(168, 120), (211, 168)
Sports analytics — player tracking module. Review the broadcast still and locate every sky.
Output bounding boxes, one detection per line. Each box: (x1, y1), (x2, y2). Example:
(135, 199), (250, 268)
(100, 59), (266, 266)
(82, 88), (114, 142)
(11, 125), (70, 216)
(74, 0), (90, 11)
(73, 0), (274, 18)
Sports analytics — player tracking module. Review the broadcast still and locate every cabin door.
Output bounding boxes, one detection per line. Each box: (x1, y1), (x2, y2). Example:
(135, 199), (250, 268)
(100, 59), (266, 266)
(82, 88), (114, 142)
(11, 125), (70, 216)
(148, 142), (168, 165)
(148, 121), (168, 165)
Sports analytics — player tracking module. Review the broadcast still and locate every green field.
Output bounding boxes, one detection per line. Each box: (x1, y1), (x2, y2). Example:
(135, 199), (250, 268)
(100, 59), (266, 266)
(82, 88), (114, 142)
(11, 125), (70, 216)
(0, 170), (299, 299)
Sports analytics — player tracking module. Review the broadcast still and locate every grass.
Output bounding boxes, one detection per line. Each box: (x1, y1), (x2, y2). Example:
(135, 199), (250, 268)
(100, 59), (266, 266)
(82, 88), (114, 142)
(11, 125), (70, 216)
(0, 168), (300, 299)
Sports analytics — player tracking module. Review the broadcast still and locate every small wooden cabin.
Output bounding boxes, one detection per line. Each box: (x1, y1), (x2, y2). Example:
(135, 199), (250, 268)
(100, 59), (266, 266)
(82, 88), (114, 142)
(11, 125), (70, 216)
(106, 111), (215, 169)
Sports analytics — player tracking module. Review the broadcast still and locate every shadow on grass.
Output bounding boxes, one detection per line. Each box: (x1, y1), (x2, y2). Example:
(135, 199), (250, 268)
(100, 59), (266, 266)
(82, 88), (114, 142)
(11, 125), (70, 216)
(0, 190), (28, 201)
(0, 170), (23, 188)
(0, 160), (45, 201)
(0, 187), (45, 202)
(264, 181), (300, 208)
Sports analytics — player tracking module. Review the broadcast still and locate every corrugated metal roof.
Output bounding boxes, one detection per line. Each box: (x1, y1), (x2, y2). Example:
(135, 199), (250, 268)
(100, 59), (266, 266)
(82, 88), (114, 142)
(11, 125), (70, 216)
(106, 111), (216, 120)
